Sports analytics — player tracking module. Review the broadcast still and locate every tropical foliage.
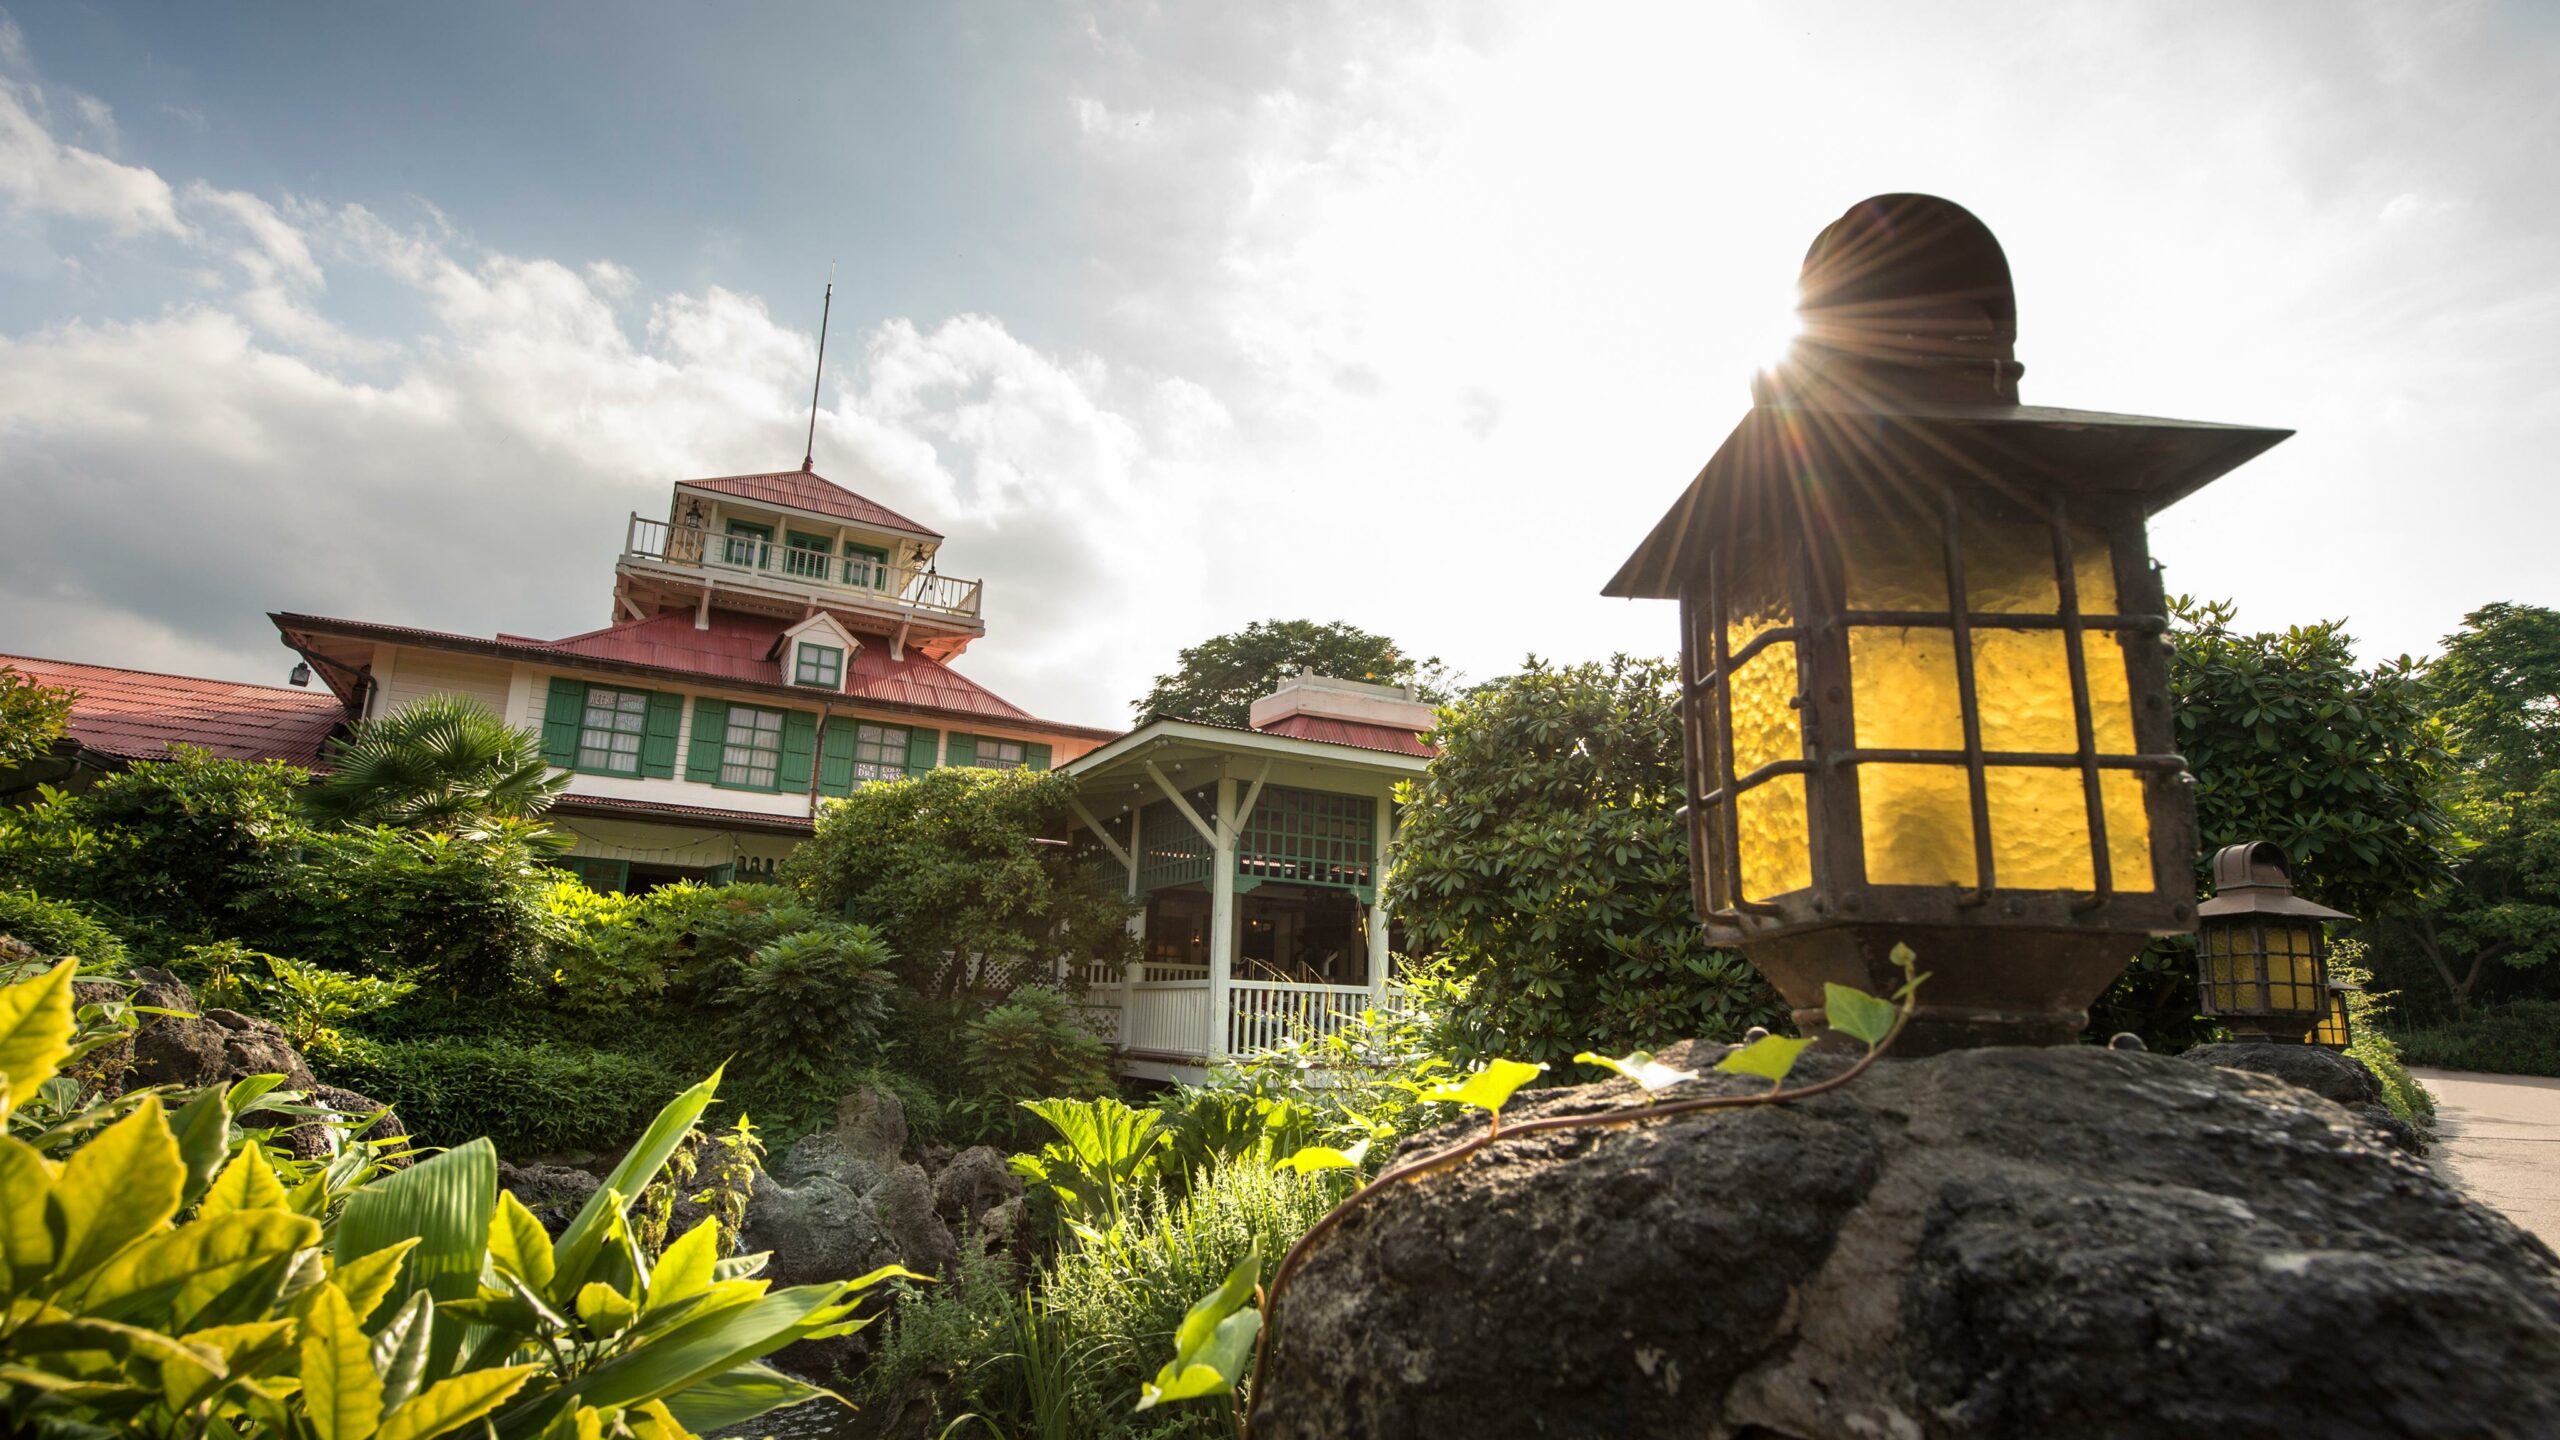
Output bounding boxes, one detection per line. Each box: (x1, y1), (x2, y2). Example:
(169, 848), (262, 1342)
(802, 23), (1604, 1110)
(0, 664), (74, 768)
(1387, 654), (1785, 1063)
(1133, 618), (1452, 725)
(303, 695), (570, 830)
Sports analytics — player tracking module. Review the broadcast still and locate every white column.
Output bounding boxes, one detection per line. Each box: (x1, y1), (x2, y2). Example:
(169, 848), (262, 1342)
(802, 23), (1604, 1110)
(1368, 792), (1393, 997)
(1122, 805), (1145, 1002)
(1208, 777), (1238, 1060)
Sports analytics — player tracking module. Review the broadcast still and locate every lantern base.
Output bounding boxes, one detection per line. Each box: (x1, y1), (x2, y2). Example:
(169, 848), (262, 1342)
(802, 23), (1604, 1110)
(1741, 923), (2149, 1057)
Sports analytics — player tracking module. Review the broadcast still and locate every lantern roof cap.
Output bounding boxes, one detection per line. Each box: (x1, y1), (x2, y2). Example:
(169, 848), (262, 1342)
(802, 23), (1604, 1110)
(1603, 192), (2292, 601)
(2194, 841), (2354, 922)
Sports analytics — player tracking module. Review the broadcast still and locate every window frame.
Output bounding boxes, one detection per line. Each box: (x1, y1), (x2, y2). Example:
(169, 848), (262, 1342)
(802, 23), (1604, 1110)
(977, 737), (1029, 770)
(717, 703), (788, 791)
(794, 642), (844, 689)
(574, 685), (651, 776)
(850, 721), (912, 786)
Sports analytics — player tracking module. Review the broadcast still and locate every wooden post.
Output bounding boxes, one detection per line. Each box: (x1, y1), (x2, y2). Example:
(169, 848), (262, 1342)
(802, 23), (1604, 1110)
(1209, 777), (1238, 1061)
(1122, 805), (1144, 1023)
(1369, 792), (1393, 998)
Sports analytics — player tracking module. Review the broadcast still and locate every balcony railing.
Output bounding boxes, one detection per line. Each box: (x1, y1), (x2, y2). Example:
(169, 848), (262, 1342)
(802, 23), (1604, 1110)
(624, 514), (983, 621)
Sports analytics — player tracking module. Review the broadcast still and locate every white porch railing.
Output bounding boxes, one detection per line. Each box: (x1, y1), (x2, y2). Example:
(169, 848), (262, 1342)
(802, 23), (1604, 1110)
(1225, 980), (1386, 1056)
(1125, 980), (1215, 1056)
(623, 514), (984, 621)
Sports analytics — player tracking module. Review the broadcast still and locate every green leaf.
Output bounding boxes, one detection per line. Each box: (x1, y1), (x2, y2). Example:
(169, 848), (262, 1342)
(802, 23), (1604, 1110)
(168, 1088), (234, 1207)
(80, 1206), (322, 1324)
(660, 1362), (834, 1432)
(1822, 984), (1900, 1049)
(54, 1094), (185, 1280)
(644, 1218), (719, 1316)
(299, 1282), (383, 1440)
(553, 1070), (722, 1298)
(575, 1280), (638, 1336)
(0, 959), (76, 1114)
(1714, 1035), (1814, 1087)
(333, 1237), (420, 1327)
(1275, 1139), (1370, 1174)
(334, 1138), (496, 1382)
(561, 1281), (874, 1412)
(376, 1364), (540, 1440)
(200, 1144), (291, 1219)
(1573, 1049), (1700, 1094)
(1166, 1243), (1258, 1378)
(1418, 1058), (1547, 1116)
(0, 1133), (56, 1284)
(485, 1191), (556, 1294)
(1138, 1309), (1261, 1410)
(370, 1291), (436, 1414)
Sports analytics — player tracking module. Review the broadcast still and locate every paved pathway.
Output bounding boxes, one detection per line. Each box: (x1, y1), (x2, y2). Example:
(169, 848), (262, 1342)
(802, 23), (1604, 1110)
(2413, 1067), (2560, 1250)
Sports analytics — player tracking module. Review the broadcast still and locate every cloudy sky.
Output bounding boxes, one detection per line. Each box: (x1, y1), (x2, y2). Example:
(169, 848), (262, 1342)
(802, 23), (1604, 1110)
(1, 2), (2552, 727)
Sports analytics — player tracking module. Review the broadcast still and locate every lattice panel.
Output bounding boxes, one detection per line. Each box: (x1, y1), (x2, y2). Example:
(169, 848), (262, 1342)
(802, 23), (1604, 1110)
(1238, 786), (1375, 891)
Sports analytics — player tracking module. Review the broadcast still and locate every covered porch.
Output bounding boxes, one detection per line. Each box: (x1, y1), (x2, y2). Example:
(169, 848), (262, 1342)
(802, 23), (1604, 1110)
(1060, 713), (1431, 1083)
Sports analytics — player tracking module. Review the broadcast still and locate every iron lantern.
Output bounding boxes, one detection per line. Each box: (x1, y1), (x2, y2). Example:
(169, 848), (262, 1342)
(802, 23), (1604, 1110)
(2306, 978), (2358, 1050)
(1605, 194), (2293, 1051)
(2196, 841), (2349, 1043)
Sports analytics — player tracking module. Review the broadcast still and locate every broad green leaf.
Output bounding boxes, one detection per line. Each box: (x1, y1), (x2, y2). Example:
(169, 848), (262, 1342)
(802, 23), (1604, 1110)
(564, 1282), (871, 1411)
(54, 1095), (185, 1280)
(710, 1252), (768, 1284)
(575, 1281), (638, 1336)
(1574, 1050), (1700, 1094)
(1170, 1243), (1258, 1368)
(176, 1319), (295, 1407)
(201, 1145), (291, 1219)
(80, 1207), (322, 1323)
(299, 1282), (383, 1440)
(1823, 983), (1899, 1048)
(660, 1362), (832, 1432)
(1715, 1034), (1815, 1087)
(1138, 1309), (1261, 1411)
(335, 1138), (495, 1381)
(644, 1219), (719, 1316)
(376, 1363), (540, 1440)
(554, 1070), (722, 1297)
(370, 1291), (436, 1414)
(169, 1089), (234, 1207)
(12, 1314), (224, 1371)
(486, 1192), (556, 1294)
(0, 1133), (56, 1283)
(0, 959), (76, 1111)
(226, 1073), (289, 1117)
(1418, 1058), (1547, 1116)
(334, 1237), (421, 1327)
(1275, 1140), (1370, 1174)
(626, 1398), (701, 1440)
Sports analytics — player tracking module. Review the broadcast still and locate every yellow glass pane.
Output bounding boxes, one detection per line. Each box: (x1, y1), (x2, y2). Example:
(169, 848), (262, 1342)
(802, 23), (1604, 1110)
(1727, 641), (1801, 776)
(1972, 629), (2075, 753)
(1839, 507), (1949, 612)
(1858, 763), (1973, 887)
(1957, 514), (2120, 616)
(2100, 769), (2154, 892)
(1986, 766), (2092, 889)
(1723, 544), (1793, 653)
(1736, 774), (1812, 901)
(2083, 631), (2138, 752)
(1850, 627), (1963, 751)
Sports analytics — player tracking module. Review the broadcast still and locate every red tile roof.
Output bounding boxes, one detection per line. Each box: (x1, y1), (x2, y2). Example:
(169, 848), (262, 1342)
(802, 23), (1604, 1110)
(541, 611), (1034, 721)
(681, 468), (942, 539)
(1256, 713), (1439, 757)
(1, 654), (345, 766)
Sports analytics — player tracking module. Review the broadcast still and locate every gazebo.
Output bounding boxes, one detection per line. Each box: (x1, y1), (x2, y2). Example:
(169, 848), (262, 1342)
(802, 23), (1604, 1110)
(1060, 673), (1435, 1081)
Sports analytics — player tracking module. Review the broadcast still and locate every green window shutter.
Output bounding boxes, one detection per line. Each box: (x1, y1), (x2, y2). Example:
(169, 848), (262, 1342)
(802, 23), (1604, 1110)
(640, 692), (683, 777)
(818, 717), (857, 796)
(1025, 742), (1052, 772)
(904, 727), (940, 776)
(540, 678), (586, 767)
(706, 862), (736, 886)
(686, 698), (730, 782)
(779, 710), (818, 791)
(945, 734), (978, 769)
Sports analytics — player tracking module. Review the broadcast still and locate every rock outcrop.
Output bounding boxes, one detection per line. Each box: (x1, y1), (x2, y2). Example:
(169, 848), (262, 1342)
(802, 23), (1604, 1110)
(2179, 1039), (2424, 1154)
(1252, 1043), (2560, 1440)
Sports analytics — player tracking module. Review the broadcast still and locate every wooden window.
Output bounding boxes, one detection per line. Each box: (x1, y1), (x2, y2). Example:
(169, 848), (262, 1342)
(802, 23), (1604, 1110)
(720, 705), (786, 789)
(795, 643), (843, 689)
(845, 542), (891, 590)
(577, 687), (650, 775)
(978, 738), (1027, 769)
(784, 530), (834, 581)
(851, 722), (910, 784)
(722, 519), (773, 568)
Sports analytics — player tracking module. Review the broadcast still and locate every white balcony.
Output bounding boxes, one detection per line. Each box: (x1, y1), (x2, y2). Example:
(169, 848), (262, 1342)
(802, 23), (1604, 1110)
(622, 514), (984, 624)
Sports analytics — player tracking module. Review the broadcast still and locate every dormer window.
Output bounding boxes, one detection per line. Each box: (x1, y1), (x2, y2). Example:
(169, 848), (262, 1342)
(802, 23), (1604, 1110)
(794, 642), (844, 689)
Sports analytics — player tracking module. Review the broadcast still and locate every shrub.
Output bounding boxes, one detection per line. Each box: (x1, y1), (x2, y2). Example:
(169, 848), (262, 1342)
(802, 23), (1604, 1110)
(324, 1034), (685, 1155)
(0, 887), (127, 970)
(2, 746), (305, 940)
(2396, 1000), (2560, 1079)
(966, 986), (1115, 1108)
(539, 877), (661, 1011)
(719, 923), (899, 1088)
(260, 821), (562, 991)
(2326, 940), (2433, 1131)
(172, 940), (415, 1062)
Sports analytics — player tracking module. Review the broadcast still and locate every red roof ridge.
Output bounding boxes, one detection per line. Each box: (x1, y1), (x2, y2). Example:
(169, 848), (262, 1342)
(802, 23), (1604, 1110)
(0, 651), (329, 700)
(678, 468), (942, 539)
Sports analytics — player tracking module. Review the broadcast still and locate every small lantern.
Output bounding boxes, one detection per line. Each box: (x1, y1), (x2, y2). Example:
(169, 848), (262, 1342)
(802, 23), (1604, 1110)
(1605, 195), (2293, 1051)
(2196, 841), (2349, 1042)
(2305, 977), (2359, 1050)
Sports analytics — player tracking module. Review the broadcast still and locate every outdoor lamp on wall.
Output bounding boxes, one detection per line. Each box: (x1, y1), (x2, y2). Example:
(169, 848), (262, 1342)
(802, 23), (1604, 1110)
(2196, 841), (2350, 1043)
(2306, 978), (2359, 1050)
(1605, 193), (2294, 1052)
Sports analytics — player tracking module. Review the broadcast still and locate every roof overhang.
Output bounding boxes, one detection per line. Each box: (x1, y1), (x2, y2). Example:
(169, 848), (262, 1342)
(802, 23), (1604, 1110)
(547, 793), (817, 836)
(674, 482), (943, 547)
(1061, 718), (1429, 818)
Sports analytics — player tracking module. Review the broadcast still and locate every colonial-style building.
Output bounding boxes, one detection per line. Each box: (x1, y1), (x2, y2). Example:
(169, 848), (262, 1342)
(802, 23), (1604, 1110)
(269, 464), (1119, 887)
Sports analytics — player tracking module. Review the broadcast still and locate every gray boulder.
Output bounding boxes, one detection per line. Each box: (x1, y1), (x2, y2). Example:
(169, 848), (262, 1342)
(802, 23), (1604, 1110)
(932, 1145), (1023, 1229)
(1252, 1043), (2560, 1440)
(2180, 1040), (2423, 1155)
(107, 968), (331, 1159)
(501, 1161), (602, 1230)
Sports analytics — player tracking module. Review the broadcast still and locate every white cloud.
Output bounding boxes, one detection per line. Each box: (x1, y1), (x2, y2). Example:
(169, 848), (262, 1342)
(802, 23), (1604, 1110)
(0, 73), (180, 236)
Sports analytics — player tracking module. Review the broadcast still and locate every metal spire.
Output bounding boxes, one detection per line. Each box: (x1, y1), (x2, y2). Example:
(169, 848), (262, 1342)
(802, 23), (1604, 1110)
(802, 267), (834, 472)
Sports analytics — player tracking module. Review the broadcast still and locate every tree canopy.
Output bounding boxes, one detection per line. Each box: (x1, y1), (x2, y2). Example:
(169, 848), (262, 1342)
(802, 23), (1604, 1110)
(1134, 619), (1450, 726)
(1384, 654), (1783, 1063)
(0, 665), (73, 768)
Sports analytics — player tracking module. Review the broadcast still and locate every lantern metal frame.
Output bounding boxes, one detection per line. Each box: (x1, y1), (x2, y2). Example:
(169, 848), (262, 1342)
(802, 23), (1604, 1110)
(1607, 194), (2294, 1050)
(2195, 840), (2349, 1042)
(2306, 978), (2358, 1050)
